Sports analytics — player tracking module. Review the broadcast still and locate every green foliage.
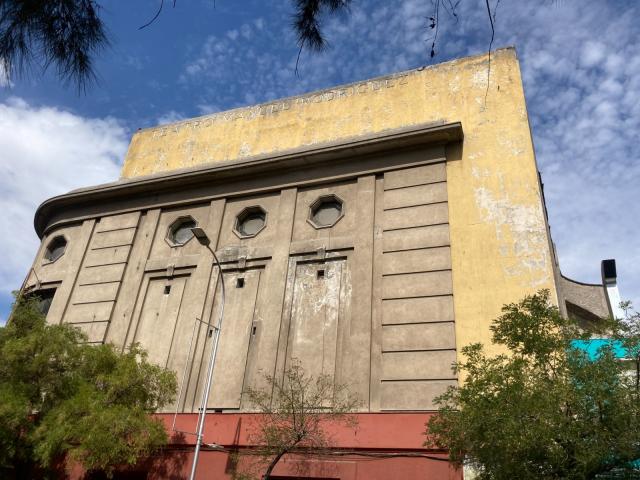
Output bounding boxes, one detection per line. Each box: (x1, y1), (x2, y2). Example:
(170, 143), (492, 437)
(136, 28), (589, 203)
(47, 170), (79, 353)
(0, 0), (107, 90)
(426, 290), (640, 480)
(0, 295), (177, 477)
(240, 360), (360, 479)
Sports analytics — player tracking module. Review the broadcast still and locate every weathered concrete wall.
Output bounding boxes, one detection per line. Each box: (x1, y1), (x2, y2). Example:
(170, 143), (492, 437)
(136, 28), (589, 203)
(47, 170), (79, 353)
(558, 275), (610, 323)
(122, 47), (557, 360)
(27, 49), (558, 413)
(28, 149), (458, 413)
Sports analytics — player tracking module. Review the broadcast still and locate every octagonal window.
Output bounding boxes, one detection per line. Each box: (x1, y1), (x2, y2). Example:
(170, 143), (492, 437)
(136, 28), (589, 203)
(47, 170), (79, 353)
(44, 236), (67, 262)
(234, 206), (267, 238)
(167, 216), (197, 246)
(308, 195), (344, 229)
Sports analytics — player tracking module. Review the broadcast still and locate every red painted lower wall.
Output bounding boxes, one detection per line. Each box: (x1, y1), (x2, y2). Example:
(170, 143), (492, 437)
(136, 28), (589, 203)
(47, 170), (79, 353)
(71, 413), (461, 479)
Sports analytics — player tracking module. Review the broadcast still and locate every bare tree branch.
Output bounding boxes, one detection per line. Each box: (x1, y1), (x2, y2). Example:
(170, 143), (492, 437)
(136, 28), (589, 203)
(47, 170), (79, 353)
(242, 360), (360, 479)
(139, 0), (165, 30)
(484, 0), (497, 102)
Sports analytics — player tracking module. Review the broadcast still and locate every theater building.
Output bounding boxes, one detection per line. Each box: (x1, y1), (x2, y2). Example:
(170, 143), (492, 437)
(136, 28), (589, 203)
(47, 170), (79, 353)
(24, 48), (617, 479)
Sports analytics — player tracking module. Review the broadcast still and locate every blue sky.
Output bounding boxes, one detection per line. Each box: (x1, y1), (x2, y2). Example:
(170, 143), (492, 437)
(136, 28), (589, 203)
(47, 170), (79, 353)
(1, 0), (639, 322)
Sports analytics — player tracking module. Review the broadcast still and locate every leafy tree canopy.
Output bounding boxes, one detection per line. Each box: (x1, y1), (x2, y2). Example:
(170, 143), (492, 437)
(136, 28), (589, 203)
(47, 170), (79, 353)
(426, 290), (640, 480)
(0, 295), (177, 478)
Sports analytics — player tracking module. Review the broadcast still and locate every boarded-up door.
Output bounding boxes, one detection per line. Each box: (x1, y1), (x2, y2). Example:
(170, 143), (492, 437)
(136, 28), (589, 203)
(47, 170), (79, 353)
(190, 268), (262, 410)
(284, 259), (350, 381)
(132, 276), (188, 368)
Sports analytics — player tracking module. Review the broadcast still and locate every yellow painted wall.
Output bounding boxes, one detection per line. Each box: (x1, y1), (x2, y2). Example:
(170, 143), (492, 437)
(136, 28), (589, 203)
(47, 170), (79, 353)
(122, 47), (557, 359)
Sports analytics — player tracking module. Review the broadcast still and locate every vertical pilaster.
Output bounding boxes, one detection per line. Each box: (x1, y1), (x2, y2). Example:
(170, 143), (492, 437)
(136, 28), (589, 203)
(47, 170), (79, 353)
(369, 176), (385, 411)
(250, 187), (297, 394)
(346, 175), (376, 409)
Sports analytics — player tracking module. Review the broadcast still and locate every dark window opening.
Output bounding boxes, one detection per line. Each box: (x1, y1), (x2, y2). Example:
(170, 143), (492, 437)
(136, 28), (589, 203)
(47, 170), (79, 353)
(309, 195), (344, 229)
(27, 288), (56, 316)
(45, 236), (67, 262)
(173, 220), (196, 244)
(236, 277), (245, 288)
(168, 217), (197, 246)
(312, 201), (342, 226)
(235, 207), (267, 237)
(317, 269), (325, 279)
(164, 285), (171, 295)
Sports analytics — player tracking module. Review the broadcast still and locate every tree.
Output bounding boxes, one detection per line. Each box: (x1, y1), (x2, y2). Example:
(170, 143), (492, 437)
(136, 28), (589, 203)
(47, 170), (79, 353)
(0, 0), (107, 90)
(619, 301), (640, 392)
(426, 290), (640, 480)
(238, 361), (360, 480)
(0, 294), (177, 478)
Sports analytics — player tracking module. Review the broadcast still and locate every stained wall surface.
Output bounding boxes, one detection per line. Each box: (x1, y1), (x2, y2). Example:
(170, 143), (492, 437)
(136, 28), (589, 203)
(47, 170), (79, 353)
(29, 157), (456, 413)
(122, 47), (558, 359)
(27, 48), (558, 413)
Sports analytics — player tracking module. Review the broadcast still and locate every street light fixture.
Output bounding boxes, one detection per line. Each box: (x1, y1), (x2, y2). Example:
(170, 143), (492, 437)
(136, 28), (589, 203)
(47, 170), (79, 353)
(191, 226), (211, 247)
(188, 226), (226, 480)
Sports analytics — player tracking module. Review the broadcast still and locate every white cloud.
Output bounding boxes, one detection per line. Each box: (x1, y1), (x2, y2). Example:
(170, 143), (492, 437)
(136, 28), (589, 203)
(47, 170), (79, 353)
(0, 98), (127, 321)
(177, 0), (640, 307)
(157, 110), (186, 125)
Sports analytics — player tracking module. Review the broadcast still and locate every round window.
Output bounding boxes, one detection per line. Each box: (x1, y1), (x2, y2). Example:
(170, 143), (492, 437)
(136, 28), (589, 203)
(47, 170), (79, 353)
(238, 212), (265, 236)
(309, 195), (344, 228)
(312, 201), (342, 226)
(168, 217), (197, 245)
(234, 206), (267, 238)
(45, 236), (67, 262)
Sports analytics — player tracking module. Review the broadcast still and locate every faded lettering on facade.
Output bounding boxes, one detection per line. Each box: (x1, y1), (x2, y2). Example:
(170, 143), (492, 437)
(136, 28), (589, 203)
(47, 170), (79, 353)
(151, 73), (412, 138)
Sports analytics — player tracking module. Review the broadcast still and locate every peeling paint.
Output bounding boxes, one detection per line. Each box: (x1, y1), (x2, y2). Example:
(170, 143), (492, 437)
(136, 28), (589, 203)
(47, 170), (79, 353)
(474, 186), (550, 285)
(115, 47), (558, 366)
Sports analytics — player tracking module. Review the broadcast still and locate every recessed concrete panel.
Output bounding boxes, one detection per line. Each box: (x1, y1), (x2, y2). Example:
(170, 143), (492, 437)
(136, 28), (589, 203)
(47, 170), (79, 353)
(206, 269), (261, 409)
(380, 379), (457, 410)
(149, 204), (210, 259)
(382, 322), (456, 352)
(382, 247), (451, 275)
(382, 224), (450, 252)
(95, 212), (140, 232)
(381, 350), (456, 380)
(84, 245), (131, 267)
(218, 193), (280, 249)
(381, 296), (454, 325)
(64, 302), (114, 323)
(292, 181), (356, 243)
(383, 182), (448, 210)
(72, 321), (109, 343)
(383, 163), (446, 190)
(91, 228), (136, 249)
(77, 263), (127, 285)
(382, 271), (453, 299)
(72, 282), (120, 304)
(382, 203), (449, 231)
(285, 259), (347, 381)
(36, 225), (81, 273)
(133, 276), (188, 368)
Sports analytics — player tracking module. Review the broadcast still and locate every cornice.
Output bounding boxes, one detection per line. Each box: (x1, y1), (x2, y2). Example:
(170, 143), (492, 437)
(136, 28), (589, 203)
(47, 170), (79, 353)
(34, 121), (463, 238)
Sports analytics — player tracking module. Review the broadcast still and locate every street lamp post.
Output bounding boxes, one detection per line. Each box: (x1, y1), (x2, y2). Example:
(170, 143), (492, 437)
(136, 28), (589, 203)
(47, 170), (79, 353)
(188, 227), (226, 480)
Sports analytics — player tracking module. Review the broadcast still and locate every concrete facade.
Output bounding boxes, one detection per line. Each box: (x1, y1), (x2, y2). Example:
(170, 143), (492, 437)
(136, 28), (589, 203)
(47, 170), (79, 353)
(23, 48), (613, 479)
